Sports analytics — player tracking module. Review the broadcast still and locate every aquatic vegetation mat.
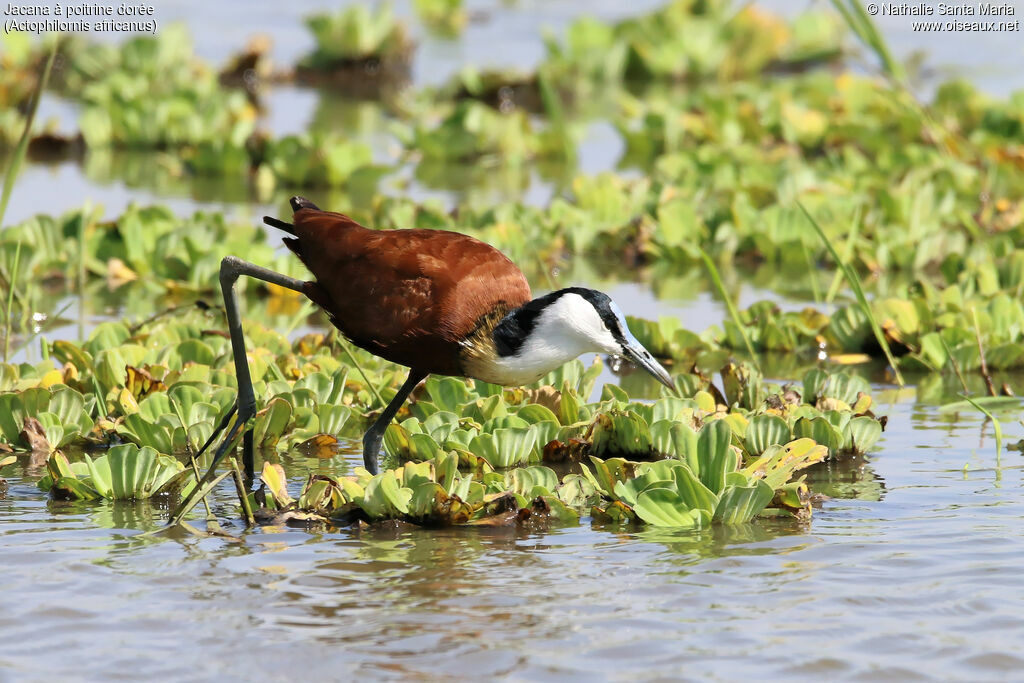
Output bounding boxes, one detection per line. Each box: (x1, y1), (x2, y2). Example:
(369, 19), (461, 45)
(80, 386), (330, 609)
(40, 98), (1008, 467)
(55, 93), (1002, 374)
(3, 0), (1021, 535)
(39, 445), (195, 501)
(1, 296), (886, 528)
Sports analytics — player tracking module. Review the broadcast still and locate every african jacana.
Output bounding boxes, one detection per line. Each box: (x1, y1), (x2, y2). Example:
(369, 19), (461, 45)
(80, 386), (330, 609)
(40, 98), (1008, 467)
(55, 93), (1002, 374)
(209, 196), (672, 476)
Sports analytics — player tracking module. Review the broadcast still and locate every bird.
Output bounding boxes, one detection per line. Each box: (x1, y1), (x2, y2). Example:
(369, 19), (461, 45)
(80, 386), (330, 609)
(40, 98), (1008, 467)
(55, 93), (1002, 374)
(212, 196), (674, 477)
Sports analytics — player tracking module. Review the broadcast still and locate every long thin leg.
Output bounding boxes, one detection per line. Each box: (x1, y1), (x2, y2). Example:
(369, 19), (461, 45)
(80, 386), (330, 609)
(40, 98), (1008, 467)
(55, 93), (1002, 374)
(362, 368), (428, 475)
(168, 257), (307, 526)
(220, 256), (308, 440)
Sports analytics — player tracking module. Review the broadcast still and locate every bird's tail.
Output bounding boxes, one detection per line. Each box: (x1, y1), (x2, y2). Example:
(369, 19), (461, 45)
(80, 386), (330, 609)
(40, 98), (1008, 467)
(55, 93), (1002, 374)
(263, 196), (321, 235)
(290, 196), (320, 212)
(263, 215), (295, 234)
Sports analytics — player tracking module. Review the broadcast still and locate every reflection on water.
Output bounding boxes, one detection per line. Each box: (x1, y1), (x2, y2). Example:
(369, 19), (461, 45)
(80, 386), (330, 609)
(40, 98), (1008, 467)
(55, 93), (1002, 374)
(805, 452), (886, 502)
(4, 398), (1024, 679)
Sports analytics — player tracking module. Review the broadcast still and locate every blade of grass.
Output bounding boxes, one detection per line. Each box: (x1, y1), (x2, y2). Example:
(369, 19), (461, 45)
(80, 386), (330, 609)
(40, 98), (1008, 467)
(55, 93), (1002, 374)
(75, 203), (92, 342)
(230, 455), (256, 527)
(697, 245), (759, 372)
(938, 333), (969, 393)
(0, 43), (57, 320)
(970, 307), (997, 397)
(958, 392), (1003, 466)
(800, 239), (822, 304)
(798, 201), (904, 386)
(2, 241), (22, 364)
(825, 206), (862, 303)
(335, 332), (386, 408)
(828, 0), (904, 82)
(282, 300), (315, 336)
(0, 42), (58, 227)
(830, 0), (965, 160)
(166, 470), (233, 528)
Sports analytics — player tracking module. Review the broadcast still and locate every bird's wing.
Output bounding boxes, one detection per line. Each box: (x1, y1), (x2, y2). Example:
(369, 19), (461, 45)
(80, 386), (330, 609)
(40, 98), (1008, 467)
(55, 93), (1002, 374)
(287, 210), (531, 372)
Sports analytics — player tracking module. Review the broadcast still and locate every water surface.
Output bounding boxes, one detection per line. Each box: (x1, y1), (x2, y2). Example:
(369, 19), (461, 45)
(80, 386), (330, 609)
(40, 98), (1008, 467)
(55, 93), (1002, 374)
(3, 395), (1023, 679)
(4, 2), (1024, 679)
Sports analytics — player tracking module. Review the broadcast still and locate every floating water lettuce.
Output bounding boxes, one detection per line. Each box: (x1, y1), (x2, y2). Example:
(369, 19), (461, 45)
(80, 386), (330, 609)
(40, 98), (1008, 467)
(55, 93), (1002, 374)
(3, 0), (1023, 544)
(39, 445), (195, 501)
(260, 134), (380, 188)
(296, 4), (414, 91)
(255, 455), (577, 527)
(398, 100), (574, 164)
(62, 26), (256, 148)
(587, 419), (826, 528)
(542, 1), (843, 89)
(0, 385), (94, 450)
(413, 0), (466, 37)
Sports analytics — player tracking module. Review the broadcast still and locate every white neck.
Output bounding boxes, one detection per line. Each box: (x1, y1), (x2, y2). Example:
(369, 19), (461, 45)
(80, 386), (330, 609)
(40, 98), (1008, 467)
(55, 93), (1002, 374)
(470, 293), (620, 386)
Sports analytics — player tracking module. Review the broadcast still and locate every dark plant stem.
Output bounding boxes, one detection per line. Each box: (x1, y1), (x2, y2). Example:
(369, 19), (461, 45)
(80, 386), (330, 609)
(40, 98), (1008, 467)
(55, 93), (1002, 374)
(230, 455), (256, 527)
(186, 447), (219, 528)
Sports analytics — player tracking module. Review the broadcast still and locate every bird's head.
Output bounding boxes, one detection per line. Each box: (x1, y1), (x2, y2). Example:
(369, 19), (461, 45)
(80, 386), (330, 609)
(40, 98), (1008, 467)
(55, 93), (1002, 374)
(490, 287), (674, 390)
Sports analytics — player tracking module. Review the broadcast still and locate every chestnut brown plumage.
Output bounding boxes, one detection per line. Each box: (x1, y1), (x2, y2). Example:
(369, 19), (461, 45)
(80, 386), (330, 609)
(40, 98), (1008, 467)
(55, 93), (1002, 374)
(280, 207), (532, 376)
(192, 196), (673, 488)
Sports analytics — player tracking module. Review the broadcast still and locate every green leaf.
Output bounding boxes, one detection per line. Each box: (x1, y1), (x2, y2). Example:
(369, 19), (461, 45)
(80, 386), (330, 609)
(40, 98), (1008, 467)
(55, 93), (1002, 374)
(168, 384), (205, 428)
(634, 489), (707, 528)
(559, 383), (582, 425)
(824, 372), (870, 405)
(671, 464), (719, 514)
(424, 376), (472, 413)
(83, 444), (186, 500)
(612, 471), (674, 507)
(407, 481), (445, 518)
(463, 394), (507, 424)
(792, 416), (842, 455)
(383, 422), (413, 460)
(407, 433), (447, 462)
(35, 412), (65, 450)
(51, 476), (102, 501)
(48, 386), (93, 438)
(361, 470), (412, 518)
(938, 396), (1021, 413)
(516, 403), (561, 425)
(841, 416), (882, 454)
(802, 368), (829, 404)
(260, 462), (293, 506)
(317, 403), (352, 435)
(744, 414), (792, 455)
(469, 428), (536, 468)
(506, 466), (559, 497)
(587, 456), (635, 497)
(714, 479), (774, 523)
(591, 410), (652, 458)
(696, 419), (735, 494)
(528, 420), (561, 458)
(253, 397), (293, 449)
(118, 413), (176, 454)
(423, 411), (460, 441)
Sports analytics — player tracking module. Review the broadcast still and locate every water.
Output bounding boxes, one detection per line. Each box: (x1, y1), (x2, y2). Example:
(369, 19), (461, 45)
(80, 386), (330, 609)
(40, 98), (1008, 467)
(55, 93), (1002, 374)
(8, 1), (1024, 225)
(4, 1), (1024, 678)
(3, 396), (1023, 679)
